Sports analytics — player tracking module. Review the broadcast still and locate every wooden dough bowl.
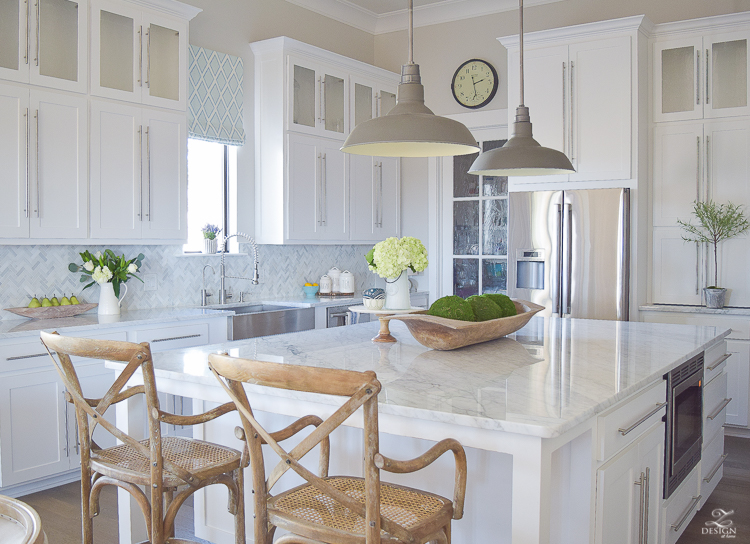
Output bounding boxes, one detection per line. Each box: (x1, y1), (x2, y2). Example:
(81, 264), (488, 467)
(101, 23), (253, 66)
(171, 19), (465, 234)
(388, 299), (544, 350)
(4, 303), (98, 320)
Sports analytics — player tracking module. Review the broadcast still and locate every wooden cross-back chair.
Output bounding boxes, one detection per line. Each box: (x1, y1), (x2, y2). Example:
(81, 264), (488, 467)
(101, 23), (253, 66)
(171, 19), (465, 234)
(40, 331), (246, 544)
(208, 352), (468, 544)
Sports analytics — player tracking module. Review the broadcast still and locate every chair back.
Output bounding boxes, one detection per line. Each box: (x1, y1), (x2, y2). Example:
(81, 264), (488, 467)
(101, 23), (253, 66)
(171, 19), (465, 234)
(208, 354), (401, 543)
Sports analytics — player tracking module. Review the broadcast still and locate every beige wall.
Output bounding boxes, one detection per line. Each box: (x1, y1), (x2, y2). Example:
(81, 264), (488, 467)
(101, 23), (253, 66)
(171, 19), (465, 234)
(374, 0), (750, 116)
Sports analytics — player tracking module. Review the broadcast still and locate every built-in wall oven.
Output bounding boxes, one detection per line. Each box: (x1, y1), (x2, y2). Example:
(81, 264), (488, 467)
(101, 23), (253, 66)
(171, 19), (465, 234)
(664, 353), (704, 499)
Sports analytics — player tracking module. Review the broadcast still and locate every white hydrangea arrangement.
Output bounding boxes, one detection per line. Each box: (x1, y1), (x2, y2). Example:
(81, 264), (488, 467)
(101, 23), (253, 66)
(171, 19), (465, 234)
(69, 249), (145, 297)
(365, 237), (428, 279)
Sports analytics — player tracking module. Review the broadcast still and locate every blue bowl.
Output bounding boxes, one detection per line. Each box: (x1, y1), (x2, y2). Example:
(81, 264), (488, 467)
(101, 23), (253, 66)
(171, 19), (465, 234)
(302, 285), (319, 298)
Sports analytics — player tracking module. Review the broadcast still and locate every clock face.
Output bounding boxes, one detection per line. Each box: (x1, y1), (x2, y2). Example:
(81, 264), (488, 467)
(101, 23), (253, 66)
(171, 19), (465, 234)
(451, 59), (498, 109)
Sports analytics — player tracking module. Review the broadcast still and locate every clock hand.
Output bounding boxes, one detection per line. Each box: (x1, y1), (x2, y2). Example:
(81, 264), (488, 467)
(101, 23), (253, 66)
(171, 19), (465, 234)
(474, 79), (485, 84)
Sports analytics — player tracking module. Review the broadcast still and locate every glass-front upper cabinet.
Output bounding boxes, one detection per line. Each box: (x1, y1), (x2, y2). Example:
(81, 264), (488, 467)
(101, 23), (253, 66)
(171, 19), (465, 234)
(654, 31), (750, 122)
(91, 0), (187, 110)
(350, 76), (397, 130)
(0, 0), (87, 92)
(289, 56), (347, 139)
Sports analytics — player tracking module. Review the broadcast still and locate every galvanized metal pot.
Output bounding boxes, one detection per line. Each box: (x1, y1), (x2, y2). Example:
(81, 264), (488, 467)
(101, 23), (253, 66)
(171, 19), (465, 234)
(704, 288), (727, 309)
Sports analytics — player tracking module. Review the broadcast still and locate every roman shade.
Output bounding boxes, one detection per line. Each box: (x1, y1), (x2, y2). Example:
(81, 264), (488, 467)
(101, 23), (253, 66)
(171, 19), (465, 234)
(188, 45), (245, 145)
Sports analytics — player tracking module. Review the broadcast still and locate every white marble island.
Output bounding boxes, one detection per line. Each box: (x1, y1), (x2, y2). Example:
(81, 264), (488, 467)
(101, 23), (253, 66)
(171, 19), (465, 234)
(110, 316), (730, 544)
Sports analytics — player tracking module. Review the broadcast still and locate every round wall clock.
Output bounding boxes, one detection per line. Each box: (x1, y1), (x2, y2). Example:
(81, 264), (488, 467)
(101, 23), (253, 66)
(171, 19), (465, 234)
(451, 59), (499, 109)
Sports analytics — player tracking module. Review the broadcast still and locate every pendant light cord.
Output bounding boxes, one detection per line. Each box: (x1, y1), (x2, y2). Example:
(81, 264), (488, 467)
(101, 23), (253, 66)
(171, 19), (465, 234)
(408, 0), (414, 64)
(519, 0), (524, 106)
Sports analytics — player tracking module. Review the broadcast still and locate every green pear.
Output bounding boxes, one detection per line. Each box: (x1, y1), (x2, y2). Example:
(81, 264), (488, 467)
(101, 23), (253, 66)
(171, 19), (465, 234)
(51, 295), (60, 307)
(28, 296), (41, 308)
(41, 297), (52, 307)
(60, 294), (71, 306)
(70, 295), (80, 305)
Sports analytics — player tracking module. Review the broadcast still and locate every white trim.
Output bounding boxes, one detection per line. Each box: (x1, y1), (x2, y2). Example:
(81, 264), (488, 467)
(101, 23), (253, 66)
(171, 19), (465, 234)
(652, 11), (750, 39)
(124, 0), (201, 20)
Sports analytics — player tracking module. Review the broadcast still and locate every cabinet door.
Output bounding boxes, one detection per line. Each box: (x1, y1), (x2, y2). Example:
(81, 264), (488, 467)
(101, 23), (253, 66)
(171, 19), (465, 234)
(141, 108), (186, 240)
(569, 36), (631, 181)
(508, 44), (568, 183)
(351, 77), (397, 130)
(90, 0), (142, 103)
(142, 13), (187, 111)
(287, 132), (320, 240)
(349, 154), (378, 240)
(595, 440), (641, 544)
(705, 32), (750, 119)
(90, 100), (142, 239)
(29, 0), (87, 93)
(652, 123), (703, 227)
(0, 369), (69, 487)
(654, 37), (704, 122)
(318, 139), (347, 240)
(29, 89), (87, 238)
(377, 157), (399, 238)
(289, 58), (347, 139)
(0, 0), (30, 84)
(725, 341), (749, 427)
(638, 423), (664, 544)
(652, 227), (704, 305)
(0, 83), (29, 238)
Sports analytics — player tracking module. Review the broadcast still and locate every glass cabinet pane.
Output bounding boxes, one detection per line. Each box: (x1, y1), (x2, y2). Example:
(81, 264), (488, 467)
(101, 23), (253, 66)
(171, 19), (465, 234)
(354, 82), (372, 128)
(482, 260), (507, 293)
(454, 259), (478, 298)
(324, 73), (344, 133)
(712, 39), (747, 110)
(293, 64), (315, 128)
(453, 201), (479, 255)
(148, 23), (179, 101)
(39, 0), (78, 82)
(0, 0), (20, 70)
(483, 199), (508, 255)
(380, 90), (396, 116)
(482, 140), (508, 196)
(100, 11), (134, 92)
(661, 46), (695, 114)
(453, 152), (479, 197)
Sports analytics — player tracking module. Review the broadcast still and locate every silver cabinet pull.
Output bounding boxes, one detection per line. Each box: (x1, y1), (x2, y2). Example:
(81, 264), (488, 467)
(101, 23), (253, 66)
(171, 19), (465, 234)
(375, 92), (380, 117)
(151, 333), (202, 343)
(320, 76), (326, 125)
(695, 243), (700, 295)
(706, 48), (710, 104)
(618, 402), (667, 436)
(24, 0), (29, 64)
(672, 496), (701, 531)
(137, 125), (143, 219)
(696, 136), (700, 201)
(569, 60), (575, 163)
(704, 454), (727, 482)
(322, 153), (327, 226)
(34, 0), (39, 66)
(562, 62), (566, 156)
(634, 471), (646, 544)
(707, 398), (732, 421)
(62, 389), (69, 456)
(705, 135), (710, 188)
(316, 153), (322, 226)
(34, 109), (39, 216)
(696, 49), (700, 105)
(317, 76), (323, 123)
(377, 162), (383, 228)
(707, 353), (731, 371)
(145, 27), (150, 88)
(643, 467), (650, 544)
(373, 162), (378, 229)
(145, 126), (151, 220)
(138, 26), (142, 86)
(6, 352), (47, 361)
(25, 108), (29, 218)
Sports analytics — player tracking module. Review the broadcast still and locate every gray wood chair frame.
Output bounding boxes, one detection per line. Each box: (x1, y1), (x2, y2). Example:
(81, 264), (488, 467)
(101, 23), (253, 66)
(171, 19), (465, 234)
(40, 331), (246, 544)
(208, 352), (467, 544)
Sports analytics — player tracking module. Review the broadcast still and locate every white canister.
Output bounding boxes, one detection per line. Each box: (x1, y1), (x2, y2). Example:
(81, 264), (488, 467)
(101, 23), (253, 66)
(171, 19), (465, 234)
(319, 275), (332, 294)
(327, 267), (341, 293)
(339, 270), (355, 293)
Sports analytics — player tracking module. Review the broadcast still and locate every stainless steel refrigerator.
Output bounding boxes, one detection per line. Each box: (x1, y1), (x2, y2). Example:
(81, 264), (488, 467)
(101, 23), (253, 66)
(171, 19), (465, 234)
(508, 188), (630, 320)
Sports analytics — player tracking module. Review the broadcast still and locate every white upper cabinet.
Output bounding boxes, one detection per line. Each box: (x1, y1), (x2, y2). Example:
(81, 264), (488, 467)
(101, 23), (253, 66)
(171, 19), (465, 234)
(91, 0), (189, 110)
(350, 75), (397, 130)
(654, 30), (750, 122)
(290, 57), (347, 139)
(0, 0), (88, 93)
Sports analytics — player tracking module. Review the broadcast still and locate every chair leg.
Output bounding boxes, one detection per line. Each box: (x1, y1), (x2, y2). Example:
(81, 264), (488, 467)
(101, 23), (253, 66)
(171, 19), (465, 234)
(234, 469), (246, 544)
(80, 467), (93, 544)
(444, 523), (451, 544)
(164, 488), (175, 539)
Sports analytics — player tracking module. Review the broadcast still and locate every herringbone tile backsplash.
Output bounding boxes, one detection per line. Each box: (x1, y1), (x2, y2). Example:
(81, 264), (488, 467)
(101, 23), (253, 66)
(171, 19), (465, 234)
(0, 244), (378, 320)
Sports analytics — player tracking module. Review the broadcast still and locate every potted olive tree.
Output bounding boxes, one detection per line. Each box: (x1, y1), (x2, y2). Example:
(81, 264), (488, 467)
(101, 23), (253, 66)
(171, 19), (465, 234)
(678, 200), (750, 308)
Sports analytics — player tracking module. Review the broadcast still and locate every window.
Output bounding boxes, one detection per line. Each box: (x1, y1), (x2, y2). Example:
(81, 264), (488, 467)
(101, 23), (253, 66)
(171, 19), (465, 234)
(184, 139), (237, 253)
(452, 140), (508, 298)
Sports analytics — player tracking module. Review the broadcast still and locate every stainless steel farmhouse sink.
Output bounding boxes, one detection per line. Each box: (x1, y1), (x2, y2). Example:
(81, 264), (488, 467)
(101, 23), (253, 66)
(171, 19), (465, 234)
(229, 305), (315, 340)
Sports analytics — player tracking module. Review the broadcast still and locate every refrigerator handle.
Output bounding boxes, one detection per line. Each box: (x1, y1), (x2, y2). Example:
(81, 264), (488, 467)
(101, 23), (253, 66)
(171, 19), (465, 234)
(555, 203), (564, 315)
(565, 203), (573, 315)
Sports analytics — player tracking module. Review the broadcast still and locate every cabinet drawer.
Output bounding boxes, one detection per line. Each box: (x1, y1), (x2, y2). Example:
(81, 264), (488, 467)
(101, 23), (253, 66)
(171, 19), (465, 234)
(132, 323), (209, 352)
(597, 381), (667, 461)
(663, 465), (701, 544)
(704, 371), (729, 445)
(704, 341), (729, 385)
(0, 339), (54, 372)
(700, 429), (725, 507)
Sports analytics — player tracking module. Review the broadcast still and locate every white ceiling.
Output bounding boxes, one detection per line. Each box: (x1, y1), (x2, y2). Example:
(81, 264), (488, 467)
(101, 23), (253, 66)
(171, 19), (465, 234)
(285, 0), (566, 34)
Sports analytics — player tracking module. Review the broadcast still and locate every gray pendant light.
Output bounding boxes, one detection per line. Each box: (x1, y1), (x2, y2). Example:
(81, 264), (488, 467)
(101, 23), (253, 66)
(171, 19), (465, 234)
(469, 0), (575, 176)
(341, 0), (479, 158)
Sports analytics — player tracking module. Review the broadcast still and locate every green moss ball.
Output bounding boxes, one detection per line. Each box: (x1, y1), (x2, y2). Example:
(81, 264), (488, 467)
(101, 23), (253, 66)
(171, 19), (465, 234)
(427, 296), (477, 322)
(482, 294), (518, 317)
(466, 295), (504, 321)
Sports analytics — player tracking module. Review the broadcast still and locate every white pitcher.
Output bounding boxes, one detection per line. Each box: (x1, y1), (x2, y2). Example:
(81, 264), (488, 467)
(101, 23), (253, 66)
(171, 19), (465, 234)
(98, 282), (127, 315)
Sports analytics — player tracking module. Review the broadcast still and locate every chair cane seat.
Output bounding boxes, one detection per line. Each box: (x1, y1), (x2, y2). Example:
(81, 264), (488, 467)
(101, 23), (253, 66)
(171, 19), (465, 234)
(269, 477), (453, 542)
(92, 436), (242, 487)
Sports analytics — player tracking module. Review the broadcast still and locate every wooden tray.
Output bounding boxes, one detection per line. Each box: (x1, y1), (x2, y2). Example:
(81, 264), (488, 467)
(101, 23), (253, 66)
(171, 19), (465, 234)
(4, 303), (98, 320)
(387, 299), (544, 350)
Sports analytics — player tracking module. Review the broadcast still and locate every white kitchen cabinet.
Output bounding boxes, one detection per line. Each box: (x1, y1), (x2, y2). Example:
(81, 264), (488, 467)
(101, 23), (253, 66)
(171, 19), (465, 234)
(504, 31), (633, 184)
(595, 422), (663, 544)
(654, 30), (750, 122)
(349, 155), (399, 241)
(90, 0), (191, 111)
(287, 132), (347, 241)
(350, 76), (397, 129)
(289, 56), (347, 139)
(725, 340), (750, 426)
(0, 0), (88, 93)
(651, 227), (705, 305)
(0, 83), (30, 238)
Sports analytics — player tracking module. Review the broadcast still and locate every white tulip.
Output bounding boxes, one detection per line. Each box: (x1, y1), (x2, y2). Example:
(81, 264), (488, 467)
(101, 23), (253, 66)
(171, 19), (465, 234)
(83, 261), (94, 272)
(128, 263), (138, 274)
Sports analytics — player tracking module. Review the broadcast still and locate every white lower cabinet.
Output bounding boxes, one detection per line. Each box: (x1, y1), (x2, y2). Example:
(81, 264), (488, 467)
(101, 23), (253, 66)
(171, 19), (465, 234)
(662, 465), (701, 544)
(725, 340), (750, 426)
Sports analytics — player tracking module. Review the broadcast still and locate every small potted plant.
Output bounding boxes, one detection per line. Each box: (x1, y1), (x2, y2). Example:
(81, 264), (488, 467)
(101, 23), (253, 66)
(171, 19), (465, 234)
(202, 223), (222, 254)
(678, 200), (750, 308)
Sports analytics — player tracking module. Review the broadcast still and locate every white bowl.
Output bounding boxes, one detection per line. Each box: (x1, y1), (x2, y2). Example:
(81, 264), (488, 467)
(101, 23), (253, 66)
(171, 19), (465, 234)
(363, 298), (385, 310)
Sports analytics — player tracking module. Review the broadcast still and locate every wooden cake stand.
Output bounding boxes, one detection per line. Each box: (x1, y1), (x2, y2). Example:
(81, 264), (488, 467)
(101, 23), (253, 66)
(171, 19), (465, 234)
(348, 306), (422, 343)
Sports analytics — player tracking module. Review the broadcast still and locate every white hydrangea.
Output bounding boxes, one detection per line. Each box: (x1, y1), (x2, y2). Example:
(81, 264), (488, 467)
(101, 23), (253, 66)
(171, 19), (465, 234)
(127, 263), (138, 274)
(370, 237), (428, 279)
(83, 261), (94, 272)
(92, 266), (113, 285)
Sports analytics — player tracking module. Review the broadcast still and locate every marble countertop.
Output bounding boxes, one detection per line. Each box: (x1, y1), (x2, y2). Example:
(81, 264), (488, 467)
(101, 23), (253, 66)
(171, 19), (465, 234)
(201, 291), (429, 310)
(115, 316), (729, 438)
(0, 308), (233, 340)
(640, 304), (750, 316)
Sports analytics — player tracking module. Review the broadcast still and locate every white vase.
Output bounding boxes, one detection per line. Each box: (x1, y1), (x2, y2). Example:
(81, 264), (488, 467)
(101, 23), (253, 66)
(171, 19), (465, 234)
(98, 282), (127, 315)
(384, 271), (410, 310)
(204, 238), (218, 254)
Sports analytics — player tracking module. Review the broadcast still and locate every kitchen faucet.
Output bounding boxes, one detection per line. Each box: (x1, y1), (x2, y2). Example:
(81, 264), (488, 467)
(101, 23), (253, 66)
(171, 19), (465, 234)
(201, 264), (215, 306)
(219, 232), (260, 304)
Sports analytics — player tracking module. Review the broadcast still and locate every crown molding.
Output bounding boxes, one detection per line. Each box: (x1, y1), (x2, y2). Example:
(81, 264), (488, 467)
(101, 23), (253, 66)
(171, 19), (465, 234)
(652, 11), (750, 39)
(126, 0), (202, 20)
(499, 15), (649, 49)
